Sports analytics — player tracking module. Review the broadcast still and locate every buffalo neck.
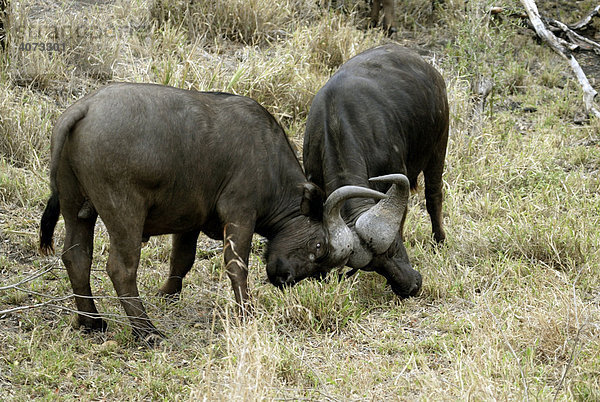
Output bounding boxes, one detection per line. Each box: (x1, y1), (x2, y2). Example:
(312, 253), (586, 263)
(256, 185), (306, 240)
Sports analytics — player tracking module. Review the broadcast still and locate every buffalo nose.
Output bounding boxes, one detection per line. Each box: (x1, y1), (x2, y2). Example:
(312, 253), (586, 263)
(389, 270), (422, 298)
(272, 271), (293, 288)
(407, 281), (421, 297)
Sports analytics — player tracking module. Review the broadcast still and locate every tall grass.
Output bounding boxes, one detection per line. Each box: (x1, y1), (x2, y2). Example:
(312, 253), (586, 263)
(1, 0), (599, 400)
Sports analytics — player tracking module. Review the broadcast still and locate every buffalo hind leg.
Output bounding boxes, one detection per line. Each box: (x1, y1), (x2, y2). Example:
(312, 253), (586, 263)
(369, 1), (381, 29)
(381, 0), (396, 35)
(62, 212), (107, 332)
(369, 0), (396, 35)
(102, 209), (162, 342)
(424, 155), (446, 243)
(158, 230), (201, 298)
(223, 222), (254, 318)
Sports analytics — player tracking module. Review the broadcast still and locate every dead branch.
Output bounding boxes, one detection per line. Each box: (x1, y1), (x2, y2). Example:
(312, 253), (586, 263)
(0, 260), (59, 291)
(520, 0), (600, 118)
(570, 5), (600, 31)
(547, 17), (600, 54)
(0, 297), (72, 316)
(521, 0), (569, 55)
(568, 54), (600, 116)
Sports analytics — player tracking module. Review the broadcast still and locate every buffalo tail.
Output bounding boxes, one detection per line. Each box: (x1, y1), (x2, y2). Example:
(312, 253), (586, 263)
(39, 192), (60, 255)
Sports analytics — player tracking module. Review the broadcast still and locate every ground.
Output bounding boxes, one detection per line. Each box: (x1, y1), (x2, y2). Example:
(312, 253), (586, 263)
(1, 0), (600, 400)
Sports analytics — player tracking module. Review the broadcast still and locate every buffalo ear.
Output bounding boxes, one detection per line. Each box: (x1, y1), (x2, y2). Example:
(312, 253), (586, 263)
(300, 183), (325, 220)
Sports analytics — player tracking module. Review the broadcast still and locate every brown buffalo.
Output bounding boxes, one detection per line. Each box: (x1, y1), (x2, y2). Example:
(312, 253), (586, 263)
(39, 83), (386, 341)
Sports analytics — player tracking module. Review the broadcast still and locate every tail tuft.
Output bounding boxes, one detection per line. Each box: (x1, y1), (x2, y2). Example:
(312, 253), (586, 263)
(39, 193), (60, 256)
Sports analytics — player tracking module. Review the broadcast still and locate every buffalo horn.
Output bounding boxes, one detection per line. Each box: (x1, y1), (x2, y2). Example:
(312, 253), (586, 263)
(354, 174), (410, 255)
(323, 186), (387, 265)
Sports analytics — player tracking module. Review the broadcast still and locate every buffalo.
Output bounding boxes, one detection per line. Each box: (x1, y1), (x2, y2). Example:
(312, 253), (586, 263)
(369, 0), (396, 35)
(303, 44), (449, 297)
(39, 83), (387, 341)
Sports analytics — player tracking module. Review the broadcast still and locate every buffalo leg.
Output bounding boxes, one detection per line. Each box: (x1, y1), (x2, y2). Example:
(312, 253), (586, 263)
(62, 212), (107, 331)
(381, 0), (396, 34)
(424, 155), (446, 243)
(57, 163), (106, 332)
(223, 222), (253, 316)
(102, 208), (162, 341)
(369, 1), (381, 28)
(158, 230), (201, 297)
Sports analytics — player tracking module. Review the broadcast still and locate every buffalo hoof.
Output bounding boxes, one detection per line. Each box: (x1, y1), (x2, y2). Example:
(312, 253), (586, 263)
(384, 26), (398, 37)
(72, 314), (108, 333)
(433, 231), (446, 244)
(140, 332), (165, 348)
(132, 326), (165, 347)
(236, 300), (255, 322)
(157, 288), (181, 303)
(157, 279), (183, 301)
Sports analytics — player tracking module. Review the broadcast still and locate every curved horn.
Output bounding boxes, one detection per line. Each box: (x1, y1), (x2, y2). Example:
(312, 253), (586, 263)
(354, 174), (410, 255)
(324, 186), (387, 265)
(346, 232), (373, 268)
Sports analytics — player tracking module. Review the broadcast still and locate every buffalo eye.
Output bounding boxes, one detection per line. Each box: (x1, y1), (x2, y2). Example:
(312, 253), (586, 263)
(313, 239), (327, 260)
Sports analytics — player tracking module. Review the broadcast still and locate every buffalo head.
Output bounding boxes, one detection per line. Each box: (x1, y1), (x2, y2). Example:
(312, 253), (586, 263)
(265, 183), (386, 287)
(350, 174), (422, 297)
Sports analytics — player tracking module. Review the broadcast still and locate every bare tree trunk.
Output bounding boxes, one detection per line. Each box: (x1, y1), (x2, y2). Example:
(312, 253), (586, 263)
(520, 0), (600, 118)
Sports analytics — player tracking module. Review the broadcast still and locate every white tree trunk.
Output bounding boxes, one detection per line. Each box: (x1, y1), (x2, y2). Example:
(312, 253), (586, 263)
(520, 0), (600, 118)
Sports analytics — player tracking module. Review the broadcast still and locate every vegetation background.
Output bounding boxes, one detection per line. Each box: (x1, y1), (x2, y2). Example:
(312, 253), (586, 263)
(1, 0), (599, 399)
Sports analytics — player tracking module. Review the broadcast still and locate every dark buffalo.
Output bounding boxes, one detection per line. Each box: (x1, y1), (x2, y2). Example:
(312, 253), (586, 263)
(303, 44), (449, 297)
(39, 83), (386, 341)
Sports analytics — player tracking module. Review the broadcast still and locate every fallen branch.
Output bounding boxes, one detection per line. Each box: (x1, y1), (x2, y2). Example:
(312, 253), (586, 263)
(0, 260), (59, 291)
(547, 17), (600, 53)
(570, 5), (600, 31)
(568, 54), (600, 117)
(520, 0), (600, 118)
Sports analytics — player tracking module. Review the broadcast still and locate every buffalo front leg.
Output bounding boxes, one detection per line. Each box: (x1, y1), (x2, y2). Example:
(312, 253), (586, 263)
(223, 222), (253, 317)
(62, 213), (107, 332)
(158, 230), (201, 298)
(424, 148), (447, 243)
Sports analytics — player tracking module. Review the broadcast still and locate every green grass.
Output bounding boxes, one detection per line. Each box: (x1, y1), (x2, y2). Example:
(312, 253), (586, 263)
(1, 0), (600, 400)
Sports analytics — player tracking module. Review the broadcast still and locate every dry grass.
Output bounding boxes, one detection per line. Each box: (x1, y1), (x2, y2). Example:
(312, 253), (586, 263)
(1, 0), (600, 400)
